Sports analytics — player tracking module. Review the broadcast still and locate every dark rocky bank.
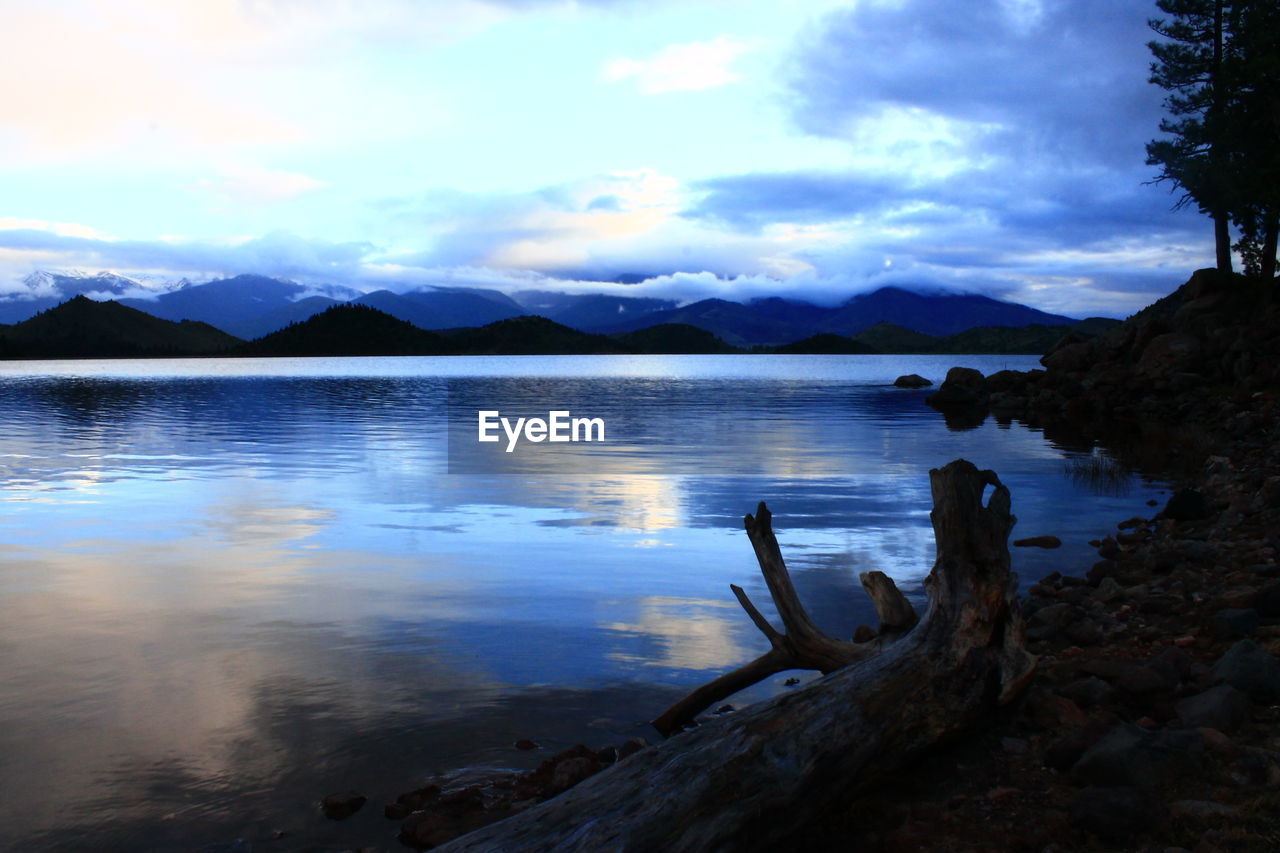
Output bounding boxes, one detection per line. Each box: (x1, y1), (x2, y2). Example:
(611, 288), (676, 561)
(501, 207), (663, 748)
(800, 268), (1280, 852)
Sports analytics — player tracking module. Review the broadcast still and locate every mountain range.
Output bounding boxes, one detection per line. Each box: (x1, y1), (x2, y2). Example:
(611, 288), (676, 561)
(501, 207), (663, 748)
(0, 270), (1083, 348)
(0, 296), (1116, 361)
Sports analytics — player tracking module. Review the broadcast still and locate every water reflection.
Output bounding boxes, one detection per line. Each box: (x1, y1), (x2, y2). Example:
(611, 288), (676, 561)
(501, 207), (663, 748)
(0, 355), (1165, 851)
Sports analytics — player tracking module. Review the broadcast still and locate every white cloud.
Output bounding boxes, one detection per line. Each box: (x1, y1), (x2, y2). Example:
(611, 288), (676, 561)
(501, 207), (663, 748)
(602, 36), (758, 94)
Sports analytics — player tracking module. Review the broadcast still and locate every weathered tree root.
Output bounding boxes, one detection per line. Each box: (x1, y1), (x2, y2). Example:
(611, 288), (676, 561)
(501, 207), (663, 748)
(652, 502), (920, 736)
(436, 459), (1035, 853)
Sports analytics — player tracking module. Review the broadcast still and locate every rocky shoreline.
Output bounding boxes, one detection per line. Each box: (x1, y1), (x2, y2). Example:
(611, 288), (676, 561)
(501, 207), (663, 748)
(796, 269), (1280, 851)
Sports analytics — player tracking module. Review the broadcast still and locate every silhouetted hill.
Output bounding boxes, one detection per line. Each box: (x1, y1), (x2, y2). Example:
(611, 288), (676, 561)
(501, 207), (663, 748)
(444, 316), (629, 355)
(613, 323), (740, 354)
(851, 322), (938, 352)
(773, 334), (878, 354)
(927, 324), (1083, 354)
(0, 296), (242, 358)
(237, 304), (447, 356)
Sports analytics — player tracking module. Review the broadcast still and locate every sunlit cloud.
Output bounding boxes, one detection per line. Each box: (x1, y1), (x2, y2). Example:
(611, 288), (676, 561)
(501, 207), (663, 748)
(602, 36), (758, 94)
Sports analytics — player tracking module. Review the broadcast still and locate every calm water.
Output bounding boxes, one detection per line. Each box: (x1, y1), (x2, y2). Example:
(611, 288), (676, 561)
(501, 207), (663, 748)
(0, 354), (1164, 852)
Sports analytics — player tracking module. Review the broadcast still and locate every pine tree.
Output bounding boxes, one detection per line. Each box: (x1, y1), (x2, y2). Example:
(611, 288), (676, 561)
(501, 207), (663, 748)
(1146, 0), (1236, 272)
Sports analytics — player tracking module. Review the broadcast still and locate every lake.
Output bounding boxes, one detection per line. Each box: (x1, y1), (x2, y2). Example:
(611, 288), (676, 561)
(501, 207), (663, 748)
(0, 354), (1164, 852)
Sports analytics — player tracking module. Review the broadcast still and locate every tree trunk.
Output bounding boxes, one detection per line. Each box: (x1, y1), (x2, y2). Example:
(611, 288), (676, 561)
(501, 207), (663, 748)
(435, 460), (1035, 853)
(1262, 210), (1278, 285)
(1216, 211), (1235, 273)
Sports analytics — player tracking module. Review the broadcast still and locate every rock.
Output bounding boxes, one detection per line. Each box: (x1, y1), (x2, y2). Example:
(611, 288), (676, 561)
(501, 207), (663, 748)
(1170, 799), (1240, 820)
(1071, 723), (1205, 788)
(1138, 332), (1202, 375)
(1094, 577), (1124, 603)
(1176, 685), (1251, 733)
(852, 624), (877, 643)
(1163, 489), (1210, 522)
(1210, 639), (1280, 702)
(1058, 676), (1117, 709)
(925, 366), (988, 407)
(1013, 535), (1062, 548)
(1041, 340), (1094, 374)
(551, 756), (602, 792)
(1083, 660), (1178, 697)
(385, 801), (413, 820)
(617, 737), (648, 760)
(1001, 737), (1028, 755)
(1067, 786), (1163, 842)
(1209, 608), (1260, 640)
(1025, 690), (1088, 729)
(1254, 581), (1280, 617)
(1064, 618), (1104, 646)
(893, 373), (932, 388)
(322, 791), (367, 821)
(985, 369), (1031, 392)
(514, 739), (538, 750)
(1027, 601), (1076, 641)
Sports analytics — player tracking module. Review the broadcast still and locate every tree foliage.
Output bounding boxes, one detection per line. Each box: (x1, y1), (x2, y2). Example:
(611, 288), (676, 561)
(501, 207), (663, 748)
(1146, 0), (1280, 280)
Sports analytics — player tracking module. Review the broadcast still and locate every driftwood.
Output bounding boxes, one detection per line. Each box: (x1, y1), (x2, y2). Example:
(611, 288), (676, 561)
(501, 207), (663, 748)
(652, 512), (919, 735)
(436, 459), (1035, 853)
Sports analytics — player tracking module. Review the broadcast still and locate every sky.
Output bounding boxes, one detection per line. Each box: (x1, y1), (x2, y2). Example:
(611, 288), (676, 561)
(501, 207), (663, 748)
(0, 0), (1215, 317)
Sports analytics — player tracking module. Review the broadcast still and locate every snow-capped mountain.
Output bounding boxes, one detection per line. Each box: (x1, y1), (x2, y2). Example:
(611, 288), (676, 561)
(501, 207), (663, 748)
(18, 269), (187, 299)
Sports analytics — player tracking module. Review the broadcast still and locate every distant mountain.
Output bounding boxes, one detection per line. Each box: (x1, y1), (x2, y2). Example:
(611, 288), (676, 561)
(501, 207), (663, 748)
(604, 297), (825, 348)
(823, 287), (1075, 336)
(356, 288), (524, 330)
(613, 323), (740, 354)
(233, 295), (342, 340)
(237, 304), (447, 356)
(443, 316), (628, 355)
(603, 287), (1076, 346)
(120, 274), (362, 339)
(0, 270), (191, 324)
(0, 296), (241, 358)
(512, 291), (677, 332)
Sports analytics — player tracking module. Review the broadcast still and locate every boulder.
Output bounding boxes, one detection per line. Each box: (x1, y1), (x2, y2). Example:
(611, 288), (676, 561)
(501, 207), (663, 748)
(1162, 488), (1210, 522)
(1041, 340), (1094, 373)
(1138, 332), (1202, 376)
(893, 373), (932, 388)
(1175, 684), (1251, 733)
(1211, 639), (1280, 703)
(321, 790), (367, 820)
(1071, 724), (1205, 789)
(925, 366), (988, 407)
(1067, 786), (1163, 842)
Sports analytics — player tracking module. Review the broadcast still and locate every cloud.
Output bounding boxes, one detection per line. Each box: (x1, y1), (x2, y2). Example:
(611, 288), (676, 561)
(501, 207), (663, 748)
(0, 227), (373, 287)
(602, 36), (758, 94)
